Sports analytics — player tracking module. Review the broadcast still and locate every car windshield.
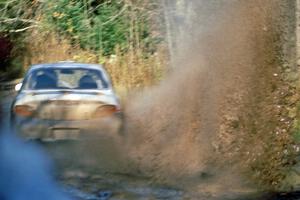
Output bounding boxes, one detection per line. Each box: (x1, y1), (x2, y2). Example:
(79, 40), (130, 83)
(23, 68), (109, 90)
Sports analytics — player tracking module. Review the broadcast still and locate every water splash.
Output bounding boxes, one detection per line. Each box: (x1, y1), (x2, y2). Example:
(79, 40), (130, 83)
(123, 0), (288, 196)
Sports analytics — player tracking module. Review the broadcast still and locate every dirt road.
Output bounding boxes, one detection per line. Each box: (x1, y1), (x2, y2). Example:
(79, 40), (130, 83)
(1, 1), (299, 199)
(1, 88), (299, 199)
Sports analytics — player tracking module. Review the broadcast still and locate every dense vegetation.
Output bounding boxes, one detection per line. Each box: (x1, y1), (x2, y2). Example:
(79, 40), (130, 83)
(44, 0), (161, 55)
(0, 0), (166, 90)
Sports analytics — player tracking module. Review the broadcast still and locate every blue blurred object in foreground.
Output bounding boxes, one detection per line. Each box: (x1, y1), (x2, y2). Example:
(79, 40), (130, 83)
(98, 190), (112, 200)
(0, 129), (71, 200)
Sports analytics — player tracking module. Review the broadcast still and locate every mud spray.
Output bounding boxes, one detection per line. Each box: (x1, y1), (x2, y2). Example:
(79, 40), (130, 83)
(0, 1), (296, 199)
(122, 0), (296, 197)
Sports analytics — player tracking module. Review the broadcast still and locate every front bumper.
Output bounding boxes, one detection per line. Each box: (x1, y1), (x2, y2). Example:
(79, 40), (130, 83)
(12, 113), (123, 141)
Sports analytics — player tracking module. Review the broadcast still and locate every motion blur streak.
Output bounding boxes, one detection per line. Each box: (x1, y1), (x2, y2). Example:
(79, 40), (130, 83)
(124, 0), (290, 196)
(0, 129), (71, 200)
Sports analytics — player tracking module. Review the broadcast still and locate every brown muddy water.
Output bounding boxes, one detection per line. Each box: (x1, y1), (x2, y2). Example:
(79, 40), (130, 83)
(122, 0), (294, 194)
(1, 0), (299, 200)
(43, 1), (298, 199)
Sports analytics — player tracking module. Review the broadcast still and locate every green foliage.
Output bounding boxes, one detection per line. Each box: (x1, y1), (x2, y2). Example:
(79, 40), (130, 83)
(5, 57), (24, 79)
(0, 0), (163, 80)
(293, 129), (300, 142)
(0, 0), (161, 55)
(293, 118), (300, 142)
(0, 0), (40, 33)
(0, 0), (32, 79)
(44, 0), (157, 55)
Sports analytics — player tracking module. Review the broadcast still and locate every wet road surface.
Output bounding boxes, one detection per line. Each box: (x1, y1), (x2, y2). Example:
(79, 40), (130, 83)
(1, 91), (300, 200)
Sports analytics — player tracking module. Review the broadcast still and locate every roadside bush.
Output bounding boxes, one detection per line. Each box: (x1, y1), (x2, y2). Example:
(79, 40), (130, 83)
(43, 0), (159, 56)
(0, 35), (23, 81)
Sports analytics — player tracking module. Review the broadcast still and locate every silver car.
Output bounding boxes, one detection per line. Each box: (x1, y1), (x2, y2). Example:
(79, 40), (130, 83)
(10, 62), (123, 141)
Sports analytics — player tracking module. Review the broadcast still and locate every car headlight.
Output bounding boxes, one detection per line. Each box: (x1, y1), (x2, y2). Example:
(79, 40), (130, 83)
(13, 105), (34, 117)
(93, 105), (120, 118)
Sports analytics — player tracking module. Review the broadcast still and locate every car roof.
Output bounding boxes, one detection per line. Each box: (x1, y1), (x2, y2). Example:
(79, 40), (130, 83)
(28, 62), (104, 72)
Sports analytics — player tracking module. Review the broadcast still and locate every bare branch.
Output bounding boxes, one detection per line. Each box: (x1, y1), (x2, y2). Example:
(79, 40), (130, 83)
(0, 17), (39, 24)
(8, 25), (38, 33)
(102, 5), (128, 26)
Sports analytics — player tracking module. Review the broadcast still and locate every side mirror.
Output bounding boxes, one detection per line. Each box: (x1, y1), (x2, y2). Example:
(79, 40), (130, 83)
(15, 83), (22, 91)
